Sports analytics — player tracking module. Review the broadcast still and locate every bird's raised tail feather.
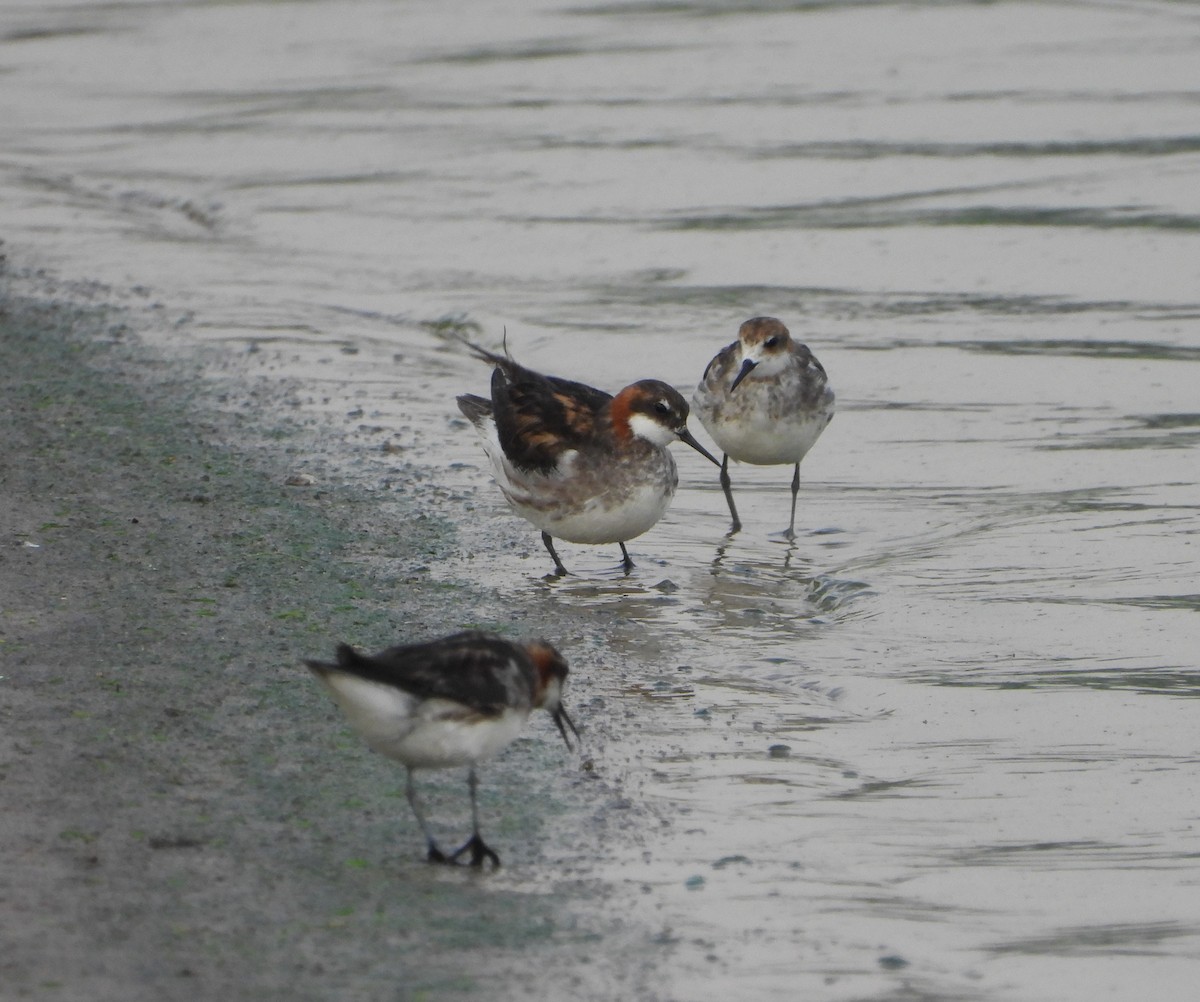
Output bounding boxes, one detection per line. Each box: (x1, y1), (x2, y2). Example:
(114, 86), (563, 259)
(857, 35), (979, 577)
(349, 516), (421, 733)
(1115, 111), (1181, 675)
(304, 642), (365, 677)
(456, 393), (493, 424)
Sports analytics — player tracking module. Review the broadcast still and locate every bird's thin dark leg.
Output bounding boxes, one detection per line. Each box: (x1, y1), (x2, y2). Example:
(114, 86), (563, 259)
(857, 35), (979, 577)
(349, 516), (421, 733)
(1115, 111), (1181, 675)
(449, 768), (501, 868)
(541, 531), (569, 576)
(618, 542), (634, 574)
(719, 454), (742, 534)
(784, 462), (801, 540)
(406, 768), (447, 863)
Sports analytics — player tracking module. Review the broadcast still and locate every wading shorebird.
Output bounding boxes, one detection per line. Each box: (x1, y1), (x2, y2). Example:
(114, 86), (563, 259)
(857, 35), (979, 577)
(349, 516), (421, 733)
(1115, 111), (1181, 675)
(305, 630), (578, 867)
(693, 317), (834, 538)
(457, 340), (720, 575)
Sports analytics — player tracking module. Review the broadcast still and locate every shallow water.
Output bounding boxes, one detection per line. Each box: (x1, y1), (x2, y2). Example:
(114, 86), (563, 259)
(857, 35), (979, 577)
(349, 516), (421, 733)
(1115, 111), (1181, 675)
(4, 0), (1200, 998)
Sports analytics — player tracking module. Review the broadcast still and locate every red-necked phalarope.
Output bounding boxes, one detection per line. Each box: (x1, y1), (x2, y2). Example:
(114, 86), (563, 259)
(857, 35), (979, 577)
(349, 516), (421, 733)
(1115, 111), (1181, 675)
(457, 341), (719, 575)
(693, 317), (834, 538)
(306, 630), (578, 867)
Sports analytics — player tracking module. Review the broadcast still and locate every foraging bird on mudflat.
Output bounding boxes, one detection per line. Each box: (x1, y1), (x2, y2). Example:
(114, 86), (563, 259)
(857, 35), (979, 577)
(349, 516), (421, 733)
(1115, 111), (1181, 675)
(305, 630), (578, 867)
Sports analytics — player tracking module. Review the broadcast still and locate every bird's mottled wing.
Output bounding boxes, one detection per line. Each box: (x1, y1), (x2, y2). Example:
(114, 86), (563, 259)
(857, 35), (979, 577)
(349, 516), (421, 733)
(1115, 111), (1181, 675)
(792, 343), (829, 380)
(490, 367), (612, 474)
(332, 631), (534, 716)
(701, 341), (739, 384)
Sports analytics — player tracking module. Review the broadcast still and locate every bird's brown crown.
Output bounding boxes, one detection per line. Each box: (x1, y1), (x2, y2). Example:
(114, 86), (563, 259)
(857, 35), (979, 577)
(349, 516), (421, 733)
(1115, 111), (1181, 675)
(738, 316), (792, 355)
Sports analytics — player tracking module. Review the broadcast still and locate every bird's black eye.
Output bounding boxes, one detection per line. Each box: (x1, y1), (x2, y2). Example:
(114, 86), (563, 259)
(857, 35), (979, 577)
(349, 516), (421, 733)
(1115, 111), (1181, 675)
(654, 400), (671, 415)
(764, 336), (779, 348)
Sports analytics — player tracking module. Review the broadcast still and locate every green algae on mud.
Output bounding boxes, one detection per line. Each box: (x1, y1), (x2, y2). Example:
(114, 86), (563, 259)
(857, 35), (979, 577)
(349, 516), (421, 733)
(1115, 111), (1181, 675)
(0, 282), (660, 1001)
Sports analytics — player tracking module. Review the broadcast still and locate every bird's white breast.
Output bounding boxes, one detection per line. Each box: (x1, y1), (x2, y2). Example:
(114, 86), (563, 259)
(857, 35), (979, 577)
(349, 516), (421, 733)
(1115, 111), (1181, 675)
(315, 671), (528, 769)
(541, 477), (675, 543)
(703, 408), (831, 465)
(469, 413), (678, 543)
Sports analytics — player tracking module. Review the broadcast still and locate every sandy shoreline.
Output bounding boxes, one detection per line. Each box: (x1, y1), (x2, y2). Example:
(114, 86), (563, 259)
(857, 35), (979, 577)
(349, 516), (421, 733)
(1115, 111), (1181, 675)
(0, 270), (668, 1001)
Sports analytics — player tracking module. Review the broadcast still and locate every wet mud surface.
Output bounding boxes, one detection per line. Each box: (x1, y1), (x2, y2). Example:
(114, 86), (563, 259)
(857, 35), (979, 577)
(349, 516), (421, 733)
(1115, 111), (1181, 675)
(0, 281), (679, 1001)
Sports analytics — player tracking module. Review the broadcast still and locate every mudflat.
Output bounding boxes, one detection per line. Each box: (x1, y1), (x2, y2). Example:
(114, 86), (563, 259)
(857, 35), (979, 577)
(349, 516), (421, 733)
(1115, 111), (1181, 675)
(0, 281), (653, 1001)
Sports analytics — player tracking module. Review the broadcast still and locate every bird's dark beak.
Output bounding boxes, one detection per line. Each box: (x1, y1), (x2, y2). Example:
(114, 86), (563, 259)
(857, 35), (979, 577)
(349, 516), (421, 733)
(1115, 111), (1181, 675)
(552, 704), (581, 750)
(730, 358), (757, 392)
(677, 427), (721, 467)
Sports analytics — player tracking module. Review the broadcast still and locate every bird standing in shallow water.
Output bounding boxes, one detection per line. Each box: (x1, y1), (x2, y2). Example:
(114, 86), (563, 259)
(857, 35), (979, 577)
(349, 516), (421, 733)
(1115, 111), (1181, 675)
(693, 317), (834, 538)
(305, 631), (578, 867)
(457, 341), (720, 576)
